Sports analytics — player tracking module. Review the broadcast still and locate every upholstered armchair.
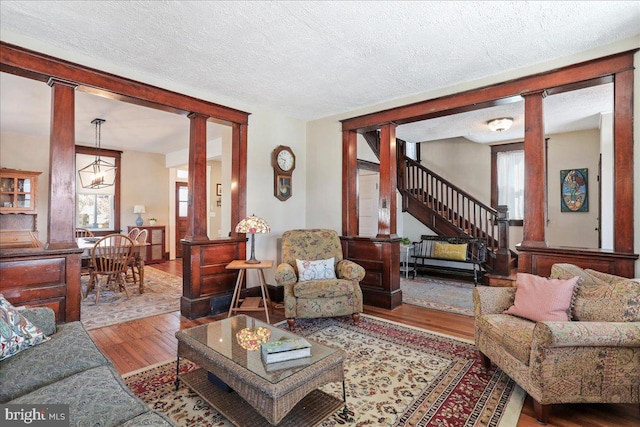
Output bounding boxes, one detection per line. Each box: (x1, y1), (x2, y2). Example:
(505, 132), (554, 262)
(275, 229), (365, 330)
(474, 263), (640, 425)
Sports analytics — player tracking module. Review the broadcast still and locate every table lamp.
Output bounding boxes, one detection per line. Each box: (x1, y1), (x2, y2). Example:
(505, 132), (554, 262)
(235, 214), (270, 264)
(133, 205), (146, 226)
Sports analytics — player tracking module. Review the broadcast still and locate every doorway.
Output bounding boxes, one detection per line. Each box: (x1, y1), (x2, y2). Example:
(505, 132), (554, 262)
(175, 182), (188, 258)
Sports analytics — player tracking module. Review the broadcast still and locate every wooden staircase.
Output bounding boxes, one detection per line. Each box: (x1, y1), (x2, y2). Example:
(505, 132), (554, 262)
(363, 131), (515, 276)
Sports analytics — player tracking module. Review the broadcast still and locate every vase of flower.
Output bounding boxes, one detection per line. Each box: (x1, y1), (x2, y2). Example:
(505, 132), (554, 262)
(148, 218), (157, 226)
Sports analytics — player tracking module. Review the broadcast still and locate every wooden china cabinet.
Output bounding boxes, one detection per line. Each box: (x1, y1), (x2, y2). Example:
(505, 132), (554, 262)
(0, 169), (40, 214)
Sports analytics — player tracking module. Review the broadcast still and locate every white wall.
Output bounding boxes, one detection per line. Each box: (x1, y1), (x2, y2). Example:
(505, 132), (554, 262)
(244, 109), (307, 286)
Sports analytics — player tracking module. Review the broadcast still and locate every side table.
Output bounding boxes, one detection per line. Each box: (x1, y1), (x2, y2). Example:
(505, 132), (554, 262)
(400, 244), (416, 279)
(226, 260), (273, 323)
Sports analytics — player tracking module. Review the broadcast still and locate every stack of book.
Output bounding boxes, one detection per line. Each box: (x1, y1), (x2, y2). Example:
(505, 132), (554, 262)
(261, 337), (311, 370)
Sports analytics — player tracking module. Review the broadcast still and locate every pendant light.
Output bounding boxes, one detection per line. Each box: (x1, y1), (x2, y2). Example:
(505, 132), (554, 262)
(78, 118), (117, 189)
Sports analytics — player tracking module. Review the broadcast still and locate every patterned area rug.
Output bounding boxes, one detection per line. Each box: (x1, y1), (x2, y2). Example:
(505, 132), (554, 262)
(124, 315), (524, 426)
(401, 276), (475, 316)
(80, 266), (182, 330)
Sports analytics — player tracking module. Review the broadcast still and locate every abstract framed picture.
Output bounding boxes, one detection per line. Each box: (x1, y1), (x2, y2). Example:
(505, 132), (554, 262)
(560, 168), (588, 212)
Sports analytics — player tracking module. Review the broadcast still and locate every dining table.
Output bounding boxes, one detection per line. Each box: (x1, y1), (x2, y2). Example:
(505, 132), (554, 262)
(77, 236), (150, 293)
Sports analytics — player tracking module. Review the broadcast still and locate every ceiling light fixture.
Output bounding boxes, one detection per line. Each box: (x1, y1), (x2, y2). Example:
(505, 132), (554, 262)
(78, 118), (117, 189)
(487, 117), (513, 132)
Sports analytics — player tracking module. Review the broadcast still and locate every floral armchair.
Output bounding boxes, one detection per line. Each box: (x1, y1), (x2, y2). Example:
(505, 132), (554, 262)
(473, 263), (640, 424)
(275, 229), (365, 330)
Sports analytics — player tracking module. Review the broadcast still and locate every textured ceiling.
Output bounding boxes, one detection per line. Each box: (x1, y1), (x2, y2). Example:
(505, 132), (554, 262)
(0, 1), (638, 153)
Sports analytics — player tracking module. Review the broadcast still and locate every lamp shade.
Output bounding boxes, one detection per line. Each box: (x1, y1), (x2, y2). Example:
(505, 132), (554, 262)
(236, 326), (271, 351)
(235, 215), (270, 234)
(235, 214), (270, 264)
(133, 205), (146, 214)
(487, 117), (513, 132)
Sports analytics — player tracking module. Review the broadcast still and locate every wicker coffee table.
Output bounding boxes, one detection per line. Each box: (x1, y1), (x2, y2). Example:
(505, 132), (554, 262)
(175, 315), (348, 426)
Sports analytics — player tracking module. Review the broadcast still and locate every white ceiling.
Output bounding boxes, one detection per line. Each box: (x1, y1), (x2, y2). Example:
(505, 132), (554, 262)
(0, 1), (638, 153)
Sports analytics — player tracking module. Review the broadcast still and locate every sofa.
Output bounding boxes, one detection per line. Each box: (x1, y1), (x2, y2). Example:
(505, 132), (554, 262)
(275, 229), (365, 329)
(1, 306), (175, 427)
(473, 264), (640, 424)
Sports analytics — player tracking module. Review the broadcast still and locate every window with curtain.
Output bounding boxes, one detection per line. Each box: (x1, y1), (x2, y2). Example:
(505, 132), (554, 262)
(497, 150), (524, 220)
(491, 142), (524, 224)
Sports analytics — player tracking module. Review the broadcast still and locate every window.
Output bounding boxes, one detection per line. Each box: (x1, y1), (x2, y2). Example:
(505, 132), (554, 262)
(77, 193), (114, 229)
(75, 146), (121, 233)
(491, 143), (524, 225)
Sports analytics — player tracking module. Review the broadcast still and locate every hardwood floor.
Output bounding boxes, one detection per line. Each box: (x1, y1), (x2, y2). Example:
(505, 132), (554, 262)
(90, 260), (638, 427)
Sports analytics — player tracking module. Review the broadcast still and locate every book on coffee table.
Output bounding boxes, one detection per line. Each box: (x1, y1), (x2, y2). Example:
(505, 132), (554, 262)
(263, 356), (312, 372)
(261, 337), (311, 363)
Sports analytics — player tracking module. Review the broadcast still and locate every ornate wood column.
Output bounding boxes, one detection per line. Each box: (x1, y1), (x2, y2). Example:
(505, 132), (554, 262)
(377, 123), (397, 238)
(184, 112), (209, 242)
(613, 68), (634, 253)
(230, 122), (247, 232)
(46, 78), (77, 250)
(342, 129), (358, 236)
(520, 90), (547, 248)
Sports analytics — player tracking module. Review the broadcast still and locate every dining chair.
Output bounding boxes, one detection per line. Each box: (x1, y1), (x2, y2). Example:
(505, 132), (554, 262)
(128, 229), (148, 289)
(76, 228), (95, 276)
(75, 228), (94, 238)
(127, 227), (140, 240)
(85, 234), (135, 304)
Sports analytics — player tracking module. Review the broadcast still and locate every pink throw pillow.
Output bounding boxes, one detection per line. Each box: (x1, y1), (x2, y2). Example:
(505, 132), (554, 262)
(503, 273), (579, 322)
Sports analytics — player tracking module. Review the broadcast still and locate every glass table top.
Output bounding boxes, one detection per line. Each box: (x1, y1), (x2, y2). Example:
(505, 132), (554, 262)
(181, 315), (339, 384)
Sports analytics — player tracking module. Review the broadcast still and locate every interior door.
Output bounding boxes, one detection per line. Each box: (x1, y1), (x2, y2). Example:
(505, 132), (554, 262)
(175, 182), (188, 258)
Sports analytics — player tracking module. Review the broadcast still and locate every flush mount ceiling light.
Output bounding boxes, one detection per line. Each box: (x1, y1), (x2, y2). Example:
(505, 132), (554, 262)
(78, 118), (117, 189)
(487, 117), (514, 132)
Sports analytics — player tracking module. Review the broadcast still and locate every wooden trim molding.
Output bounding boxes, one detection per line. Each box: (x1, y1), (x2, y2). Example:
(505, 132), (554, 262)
(341, 49), (637, 288)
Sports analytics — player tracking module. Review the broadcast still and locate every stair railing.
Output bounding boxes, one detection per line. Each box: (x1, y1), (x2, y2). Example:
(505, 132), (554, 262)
(402, 157), (501, 252)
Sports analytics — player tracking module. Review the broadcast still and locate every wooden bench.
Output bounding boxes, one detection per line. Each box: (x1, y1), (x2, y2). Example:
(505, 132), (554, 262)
(411, 235), (487, 285)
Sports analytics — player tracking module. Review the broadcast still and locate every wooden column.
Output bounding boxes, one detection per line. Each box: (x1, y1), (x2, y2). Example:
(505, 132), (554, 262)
(184, 112), (209, 242)
(230, 122), (247, 233)
(613, 69), (634, 253)
(342, 130), (358, 236)
(521, 91), (547, 248)
(377, 123), (397, 238)
(46, 78), (77, 250)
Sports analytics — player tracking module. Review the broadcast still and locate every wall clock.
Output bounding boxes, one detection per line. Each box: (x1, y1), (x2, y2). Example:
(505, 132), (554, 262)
(272, 145), (295, 201)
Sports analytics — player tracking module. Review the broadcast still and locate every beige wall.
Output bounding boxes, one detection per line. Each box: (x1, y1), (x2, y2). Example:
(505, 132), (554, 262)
(207, 160), (222, 238)
(420, 137), (492, 205)
(546, 129), (600, 248)
(120, 150), (170, 252)
(0, 131), (50, 240)
(0, 131), (170, 251)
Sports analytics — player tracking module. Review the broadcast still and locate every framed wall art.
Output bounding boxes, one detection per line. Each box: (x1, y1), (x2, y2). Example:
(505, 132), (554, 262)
(560, 168), (588, 212)
(216, 183), (222, 196)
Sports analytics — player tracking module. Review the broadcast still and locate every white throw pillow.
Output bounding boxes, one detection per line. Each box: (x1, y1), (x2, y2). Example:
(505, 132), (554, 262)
(296, 258), (337, 281)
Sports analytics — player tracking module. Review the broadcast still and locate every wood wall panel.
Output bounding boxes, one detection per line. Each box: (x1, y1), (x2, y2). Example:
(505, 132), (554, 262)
(181, 238), (246, 319)
(0, 249), (82, 322)
(517, 245), (637, 278)
(341, 236), (402, 309)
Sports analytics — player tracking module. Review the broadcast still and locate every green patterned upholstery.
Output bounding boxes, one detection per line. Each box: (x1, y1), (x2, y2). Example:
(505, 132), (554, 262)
(473, 264), (640, 424)
(1, 307), (175, 426)
(276, 229), (364, 328)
